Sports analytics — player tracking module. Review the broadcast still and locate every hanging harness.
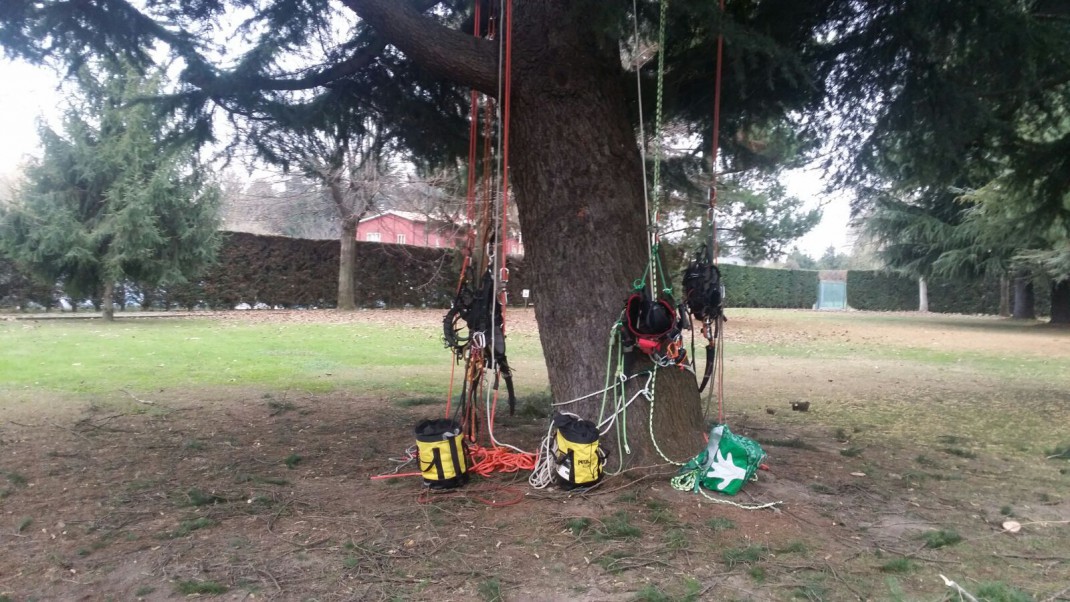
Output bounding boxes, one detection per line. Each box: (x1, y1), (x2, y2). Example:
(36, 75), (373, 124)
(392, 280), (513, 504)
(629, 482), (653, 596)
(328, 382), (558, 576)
(444, 265), (518, 418)
(620, 287), (689, 368)
(682, 244), (725, 391)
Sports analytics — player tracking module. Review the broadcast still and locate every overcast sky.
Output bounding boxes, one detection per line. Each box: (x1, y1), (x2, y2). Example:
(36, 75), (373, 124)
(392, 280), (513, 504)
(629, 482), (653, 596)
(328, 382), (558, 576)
(0, 58), (853, 257)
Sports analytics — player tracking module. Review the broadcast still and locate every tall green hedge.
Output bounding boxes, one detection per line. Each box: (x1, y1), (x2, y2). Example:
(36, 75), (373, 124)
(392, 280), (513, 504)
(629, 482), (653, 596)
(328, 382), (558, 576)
(845, 271), (917, 311)
(0, 232), (530, 310)
(719, 264), (818, 308)
(846, 270), (1052, 315)
(0, 232), (1051, 315)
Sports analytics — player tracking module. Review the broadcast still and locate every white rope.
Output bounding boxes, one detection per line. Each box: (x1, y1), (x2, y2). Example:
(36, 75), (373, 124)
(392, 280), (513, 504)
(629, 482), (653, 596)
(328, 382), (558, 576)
(631, 0), (655, 292)
(596, 372), (654, 436)
(551, 372), (645, 407)
(697, 488), (783, 511)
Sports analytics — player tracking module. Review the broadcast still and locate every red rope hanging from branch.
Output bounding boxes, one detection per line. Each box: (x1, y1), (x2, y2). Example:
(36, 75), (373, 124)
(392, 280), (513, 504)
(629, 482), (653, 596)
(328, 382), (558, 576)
(711, 0), (726, 424)
(497, 0), (514, 330)
(710, 0), (725, 263)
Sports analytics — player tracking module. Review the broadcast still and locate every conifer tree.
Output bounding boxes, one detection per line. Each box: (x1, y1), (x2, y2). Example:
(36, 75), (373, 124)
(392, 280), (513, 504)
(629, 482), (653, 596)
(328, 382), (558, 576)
(0, 64), (221, 320)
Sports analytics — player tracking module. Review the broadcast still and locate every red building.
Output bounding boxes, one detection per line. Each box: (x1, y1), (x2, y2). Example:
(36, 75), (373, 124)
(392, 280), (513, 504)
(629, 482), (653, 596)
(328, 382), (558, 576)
(356, 210), (524, 255)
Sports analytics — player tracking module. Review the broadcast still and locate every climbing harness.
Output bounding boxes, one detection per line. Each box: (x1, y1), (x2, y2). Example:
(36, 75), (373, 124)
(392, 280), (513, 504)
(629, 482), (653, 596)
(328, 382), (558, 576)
(682, 244), (725, 393)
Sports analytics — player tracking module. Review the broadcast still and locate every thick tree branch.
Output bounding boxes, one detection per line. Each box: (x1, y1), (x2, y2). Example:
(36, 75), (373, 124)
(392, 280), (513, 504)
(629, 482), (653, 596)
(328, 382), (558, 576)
(188, 0), (444, 95)
(240, 38), (389, 92)
(338, 0), (499, 94)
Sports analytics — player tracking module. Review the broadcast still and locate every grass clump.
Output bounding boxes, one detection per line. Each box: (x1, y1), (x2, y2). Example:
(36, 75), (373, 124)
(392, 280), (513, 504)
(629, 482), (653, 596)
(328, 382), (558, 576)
(175, 580), (227, 595)
(17, 517), (33, 533)
(840, 446), (864, 457)
(778, 541), (808, 554)
(664, 528), (688, 551)
(283, 453), (302, 469)
(1045, 443), (1070, 460)
(182, 488), (227, 507)
(706, 517), (736, 532)
(760, 438), (818, 451)
(920, 529), (962, 549)
(267, 399), (297, 414)
(594, 550), (633, 574)
(632, 580), (704, 602)
(477, 578), (504, 602)
(809, 483), (835, 495)
(515, 391), (554, 419)
(646, 499), (674, 524)
(597, 511), (641, 540)
(880, 557), (914, 573)
(973, 582), (1033, 602)
(235, 473), (289, 486)
(941, 447), (977, 459)
(184, 438), (206, 451)
(6, 472), (28, 487)
(168, 517), (217, 538)
(722, 545), (768, 567)
(393, 396), (440, 408)
(135, 585), (156, 597)
(565, 517), (591, 536)
(915, 455), (941, 468)
(633, 585), (671, 602)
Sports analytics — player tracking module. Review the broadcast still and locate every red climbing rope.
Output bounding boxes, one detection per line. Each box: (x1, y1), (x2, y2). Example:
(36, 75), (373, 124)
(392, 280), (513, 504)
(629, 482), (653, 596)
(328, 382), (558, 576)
(710, 0), (726, 424)
(497, 0), (514, 330)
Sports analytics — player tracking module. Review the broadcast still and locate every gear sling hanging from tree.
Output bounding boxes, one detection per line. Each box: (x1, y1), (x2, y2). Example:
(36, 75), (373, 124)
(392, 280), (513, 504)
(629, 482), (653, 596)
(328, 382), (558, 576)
(435, 0), (534, 480)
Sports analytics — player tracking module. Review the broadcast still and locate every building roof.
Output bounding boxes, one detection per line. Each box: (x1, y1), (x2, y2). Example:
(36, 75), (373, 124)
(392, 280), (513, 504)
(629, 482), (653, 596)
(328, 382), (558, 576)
(359, 210), (432, 224)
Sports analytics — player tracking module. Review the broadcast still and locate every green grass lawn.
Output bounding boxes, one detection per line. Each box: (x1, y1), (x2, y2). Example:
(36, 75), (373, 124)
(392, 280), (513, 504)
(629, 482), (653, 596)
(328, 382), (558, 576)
(0, 318), (548, 400)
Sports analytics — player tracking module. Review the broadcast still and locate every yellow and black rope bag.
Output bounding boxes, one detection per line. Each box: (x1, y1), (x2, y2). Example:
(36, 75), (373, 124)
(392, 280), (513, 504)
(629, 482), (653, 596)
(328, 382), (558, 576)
(415, 419), (469, 489)
(553, 414), (605, 489)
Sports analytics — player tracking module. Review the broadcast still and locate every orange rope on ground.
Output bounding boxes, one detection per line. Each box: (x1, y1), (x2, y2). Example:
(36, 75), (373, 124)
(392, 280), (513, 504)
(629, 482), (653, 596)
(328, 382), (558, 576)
(467, 443), (536, 476)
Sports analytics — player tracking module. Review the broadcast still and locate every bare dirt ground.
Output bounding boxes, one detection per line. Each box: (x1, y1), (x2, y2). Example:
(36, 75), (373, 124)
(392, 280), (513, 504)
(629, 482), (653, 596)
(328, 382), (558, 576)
(1, 309), (1069, 601)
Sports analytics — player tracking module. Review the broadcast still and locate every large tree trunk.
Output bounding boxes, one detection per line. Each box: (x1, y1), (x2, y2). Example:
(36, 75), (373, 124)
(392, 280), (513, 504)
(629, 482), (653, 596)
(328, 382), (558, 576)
(506, 2), (704, 466)
(1012, 272), (1036, 320)
(999, 272), (1011, 317)
(917, 277), (929, 312)
(102, 280), (115, 321)
(346, 0), (706, 466)
(1051, 280), (1070, 325)
(338, 216), (358, 311)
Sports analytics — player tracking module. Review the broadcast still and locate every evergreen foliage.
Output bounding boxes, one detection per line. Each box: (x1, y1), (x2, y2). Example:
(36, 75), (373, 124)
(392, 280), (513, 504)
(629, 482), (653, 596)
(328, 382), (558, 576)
(0, 63), (221, 316)
(718, 264), (817, 309)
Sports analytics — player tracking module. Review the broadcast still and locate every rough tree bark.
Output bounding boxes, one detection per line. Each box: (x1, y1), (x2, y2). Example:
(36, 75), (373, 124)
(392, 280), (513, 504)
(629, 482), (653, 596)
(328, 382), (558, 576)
(1050, 280), (1070, 325)
(102, 280), (116, 321)
(999, 272), (1011, 317)
(1012, 272), (1036, 320)
(345, 0), (706, 465)
(338, 215), (358, 311)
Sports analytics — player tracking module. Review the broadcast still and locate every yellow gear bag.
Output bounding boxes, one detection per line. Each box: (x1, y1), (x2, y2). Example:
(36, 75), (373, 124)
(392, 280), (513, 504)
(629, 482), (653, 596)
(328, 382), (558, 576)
(415, 419), (469, 489)
(553, 414), (605, 489)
